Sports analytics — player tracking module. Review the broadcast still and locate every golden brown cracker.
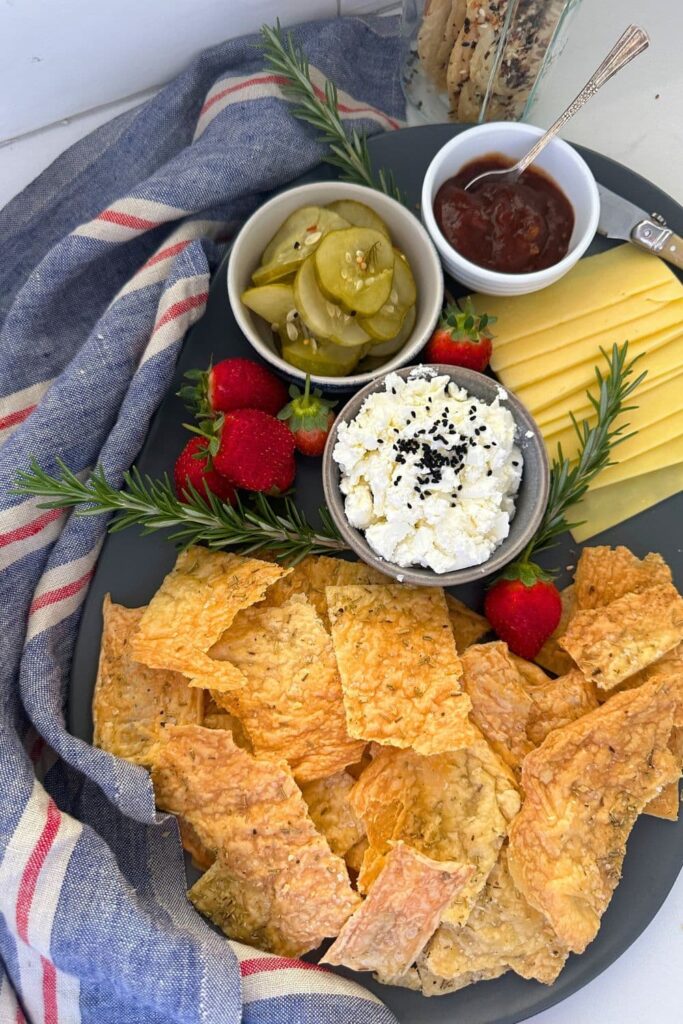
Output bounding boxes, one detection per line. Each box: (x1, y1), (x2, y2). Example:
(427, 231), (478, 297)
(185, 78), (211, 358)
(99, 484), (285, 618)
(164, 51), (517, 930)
(350, 734), (520, 925)
(152, 725), (359, 956)
(323, 842), (473, 977)
(327, 584), (472, 755)
(534, 585), (576, 676)
(525, 669), (599, 747)
(558, 583), (683, 690)
(445, 594), (490, 650)
(92, 596), (202, 766)
(209, 595), (364, 782)
(131, 547), (289, 692)
(574, 547), (671, 611)
(507, 676), (680, 953)
(644, 726), (683, 821)
(418, 848), (567, 994)
(262, 554), (389, 629)
(300, 770), (366, 858)
(461, 643), (535, 771)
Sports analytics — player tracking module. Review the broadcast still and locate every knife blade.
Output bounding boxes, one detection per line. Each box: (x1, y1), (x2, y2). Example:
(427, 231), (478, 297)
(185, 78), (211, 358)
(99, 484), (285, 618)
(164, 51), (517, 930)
(596, 183), (683, 271)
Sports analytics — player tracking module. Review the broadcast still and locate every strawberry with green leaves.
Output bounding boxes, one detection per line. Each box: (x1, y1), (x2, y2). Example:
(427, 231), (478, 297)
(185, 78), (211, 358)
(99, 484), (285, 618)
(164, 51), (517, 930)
(485, 562), (562, 660)
(278, 375), (337, 457)
(425, 298), (495, 372)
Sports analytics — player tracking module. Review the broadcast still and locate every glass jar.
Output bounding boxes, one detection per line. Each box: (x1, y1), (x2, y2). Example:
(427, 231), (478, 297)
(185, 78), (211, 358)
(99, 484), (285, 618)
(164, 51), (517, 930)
(401, 0), (584, 124)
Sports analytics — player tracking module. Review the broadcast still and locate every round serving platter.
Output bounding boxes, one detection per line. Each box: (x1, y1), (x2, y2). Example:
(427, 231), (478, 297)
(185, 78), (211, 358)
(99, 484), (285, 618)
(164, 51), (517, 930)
(69, 124), (683, 1024)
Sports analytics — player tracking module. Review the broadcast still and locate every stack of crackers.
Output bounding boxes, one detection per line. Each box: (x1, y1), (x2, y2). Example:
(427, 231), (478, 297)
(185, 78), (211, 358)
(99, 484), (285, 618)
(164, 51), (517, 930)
(417, 0), (565, 123)
(93, 544), (683, 994)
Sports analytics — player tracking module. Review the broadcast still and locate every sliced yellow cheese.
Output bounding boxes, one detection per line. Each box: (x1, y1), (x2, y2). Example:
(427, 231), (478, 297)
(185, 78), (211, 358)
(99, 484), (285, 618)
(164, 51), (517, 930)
(590, 433), (683, 490)
(537, 363), (682, 429)
(515, 328), (683, 412)
(547, 408), (683, 473)
(498, 309), (683, 390)
(473, 245), (677, 346)
(543, 376), (683, 456)
(571, 462), (683, 543)
(493, 282), (682, 371)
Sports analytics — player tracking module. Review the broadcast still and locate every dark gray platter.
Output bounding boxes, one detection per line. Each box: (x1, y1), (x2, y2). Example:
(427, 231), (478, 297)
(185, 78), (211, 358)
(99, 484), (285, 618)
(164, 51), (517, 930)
(69, 125), (683, 1023)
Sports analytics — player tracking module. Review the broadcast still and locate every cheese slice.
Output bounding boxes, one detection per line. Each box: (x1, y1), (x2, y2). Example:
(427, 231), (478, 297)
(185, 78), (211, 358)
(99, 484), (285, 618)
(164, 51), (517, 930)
(492, 282), (682, 371)
(543, 376), (683, 458)
(514, 328), (683, 413)
(497, 311), (683, 390)
(590, 433), (683, 490)
(537, 364), (683, 429)
(571, 462), (683, 543)
(472, 245), (677, 345)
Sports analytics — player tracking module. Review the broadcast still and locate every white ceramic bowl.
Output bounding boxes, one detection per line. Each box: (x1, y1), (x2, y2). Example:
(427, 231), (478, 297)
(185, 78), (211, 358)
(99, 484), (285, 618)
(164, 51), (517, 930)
(227, 181), (443, 393)
(421, 122), (600, 296)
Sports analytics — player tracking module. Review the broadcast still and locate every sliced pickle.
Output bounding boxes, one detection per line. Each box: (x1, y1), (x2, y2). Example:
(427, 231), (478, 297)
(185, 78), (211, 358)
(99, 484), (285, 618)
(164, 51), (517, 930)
(326, 200), (390, 237)
(294, 256), (371, 348)
(241, 283), (296, 328)
(254, 206), (350, 287)
(281, 333), (361, 377)
(369, 303), (416, 358)
(315, 227), (394, 316)
(360, 251), (417, 340)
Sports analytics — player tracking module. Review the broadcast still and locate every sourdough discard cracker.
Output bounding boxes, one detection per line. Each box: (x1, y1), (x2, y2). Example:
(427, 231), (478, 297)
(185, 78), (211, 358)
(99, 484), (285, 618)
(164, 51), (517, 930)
(445, 594), (490, 650)
(574, 546), (671, 610)
(131, 548), (289, 692)
(350, 735), (520, 925)
(327, 584), (472, 755)
(507, 675), (680, 953)
(524, 669), (599, 747)
(461, 643), (534, 771)
(534, 585), (576, 676)
(261, 554), (389, 629)
(300, 770), (366, 858)
(417, 848), (567, 994)
(323, 842), (473, 977)
(92, 597), (202, 766)
(153, 725), (358, 956)
(558, 583), (683, 689)
(644, 726), (683, 821)
(209, 595), (364, 782)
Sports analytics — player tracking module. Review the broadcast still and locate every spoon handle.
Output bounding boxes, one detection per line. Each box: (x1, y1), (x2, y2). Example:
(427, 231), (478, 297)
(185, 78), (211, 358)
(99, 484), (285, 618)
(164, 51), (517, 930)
(515, 25), (650, 177)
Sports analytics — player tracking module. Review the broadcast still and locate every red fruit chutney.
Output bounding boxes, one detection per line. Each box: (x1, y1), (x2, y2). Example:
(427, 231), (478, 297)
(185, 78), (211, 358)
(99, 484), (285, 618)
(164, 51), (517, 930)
(434, 154), (575, 274)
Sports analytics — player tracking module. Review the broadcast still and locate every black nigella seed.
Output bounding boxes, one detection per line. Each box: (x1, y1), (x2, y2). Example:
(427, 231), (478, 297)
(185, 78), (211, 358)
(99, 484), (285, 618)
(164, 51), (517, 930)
(480, 424), (487, 432)
(512, 460), (519, 467)
(391, 388), (396, 395)
(411, 410), (416, 419)
(293, 241), (301, 249)
(377, 439), (384, 444)
(487, 469), (492, 476)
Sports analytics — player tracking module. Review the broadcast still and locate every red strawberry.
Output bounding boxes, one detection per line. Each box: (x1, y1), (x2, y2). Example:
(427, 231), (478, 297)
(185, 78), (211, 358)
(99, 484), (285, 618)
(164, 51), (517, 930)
(174, 436), (237, 505)
(484, 563), (562, 660)
(424, 298), (495, 371)
(180, 357), (288, 420)
(277, 375), (337, 457)
(214, 408), (296, 493)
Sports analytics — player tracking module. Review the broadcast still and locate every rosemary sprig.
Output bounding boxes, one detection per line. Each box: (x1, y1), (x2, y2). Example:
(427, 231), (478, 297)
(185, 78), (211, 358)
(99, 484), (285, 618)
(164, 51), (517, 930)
(13, 459), (347, 565)
(513, 341), (646, 577)
(260, 21), (405, 204)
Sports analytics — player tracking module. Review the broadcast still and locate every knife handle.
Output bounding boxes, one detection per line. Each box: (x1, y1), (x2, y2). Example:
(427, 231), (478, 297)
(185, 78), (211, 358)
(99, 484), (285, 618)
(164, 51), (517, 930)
(632, 222), (683, 272)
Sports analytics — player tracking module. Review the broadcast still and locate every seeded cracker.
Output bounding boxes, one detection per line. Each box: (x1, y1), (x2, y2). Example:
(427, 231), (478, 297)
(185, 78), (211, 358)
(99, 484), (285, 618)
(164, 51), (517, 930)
(445, 593), (490, 650)
(130, 547), (289, 692)
(92, 597), (202, 766)
(209, 594), (364, 781)
(260, 553), (390, 629)
(414, 848), (568, 994)
(152, 725), (359, 956)
(573, 546), (671, 610)
(327, 584), (472, 755)
(323, 842), (473, 977)
(300, 770), (366, 858)
(558, 583), (683, 689)
(507, 675), (680, 953)
(350, 735), (520, 925)
(461, 643), (535, 771)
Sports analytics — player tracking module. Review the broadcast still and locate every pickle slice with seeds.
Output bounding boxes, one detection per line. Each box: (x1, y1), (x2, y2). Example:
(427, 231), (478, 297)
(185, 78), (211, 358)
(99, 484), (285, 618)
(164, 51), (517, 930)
(280, 333), (362, 377)
(253, 206), (350, 287)
(326, 200), (390, 238)
(241, 283), (297, 328)
(315, 227), (394, 316)
(294, 256), (371, 348)
(360, 251), (417, 341)
(368, 303), (416, 358)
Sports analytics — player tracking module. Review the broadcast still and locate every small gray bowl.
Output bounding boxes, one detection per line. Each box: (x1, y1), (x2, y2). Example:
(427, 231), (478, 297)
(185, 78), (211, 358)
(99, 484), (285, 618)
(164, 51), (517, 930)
(322, 364), (549, 587)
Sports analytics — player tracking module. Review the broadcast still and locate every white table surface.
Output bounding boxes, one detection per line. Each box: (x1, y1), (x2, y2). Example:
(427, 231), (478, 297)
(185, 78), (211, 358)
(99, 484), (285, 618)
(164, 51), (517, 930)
(0, 0), (681, 1021)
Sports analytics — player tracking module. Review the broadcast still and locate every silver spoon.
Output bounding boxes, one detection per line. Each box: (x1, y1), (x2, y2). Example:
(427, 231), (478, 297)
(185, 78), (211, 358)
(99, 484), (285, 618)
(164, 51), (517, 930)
(464, 24), (650, 193)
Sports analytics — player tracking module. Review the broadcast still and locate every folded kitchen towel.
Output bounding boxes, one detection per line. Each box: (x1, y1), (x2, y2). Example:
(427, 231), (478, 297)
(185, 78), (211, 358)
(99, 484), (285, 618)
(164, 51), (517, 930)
(0, 16), (404, 1024)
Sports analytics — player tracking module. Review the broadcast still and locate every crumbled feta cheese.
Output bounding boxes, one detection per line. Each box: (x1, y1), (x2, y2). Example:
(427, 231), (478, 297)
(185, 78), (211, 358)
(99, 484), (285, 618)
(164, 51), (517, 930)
(333, 372), (523, 574)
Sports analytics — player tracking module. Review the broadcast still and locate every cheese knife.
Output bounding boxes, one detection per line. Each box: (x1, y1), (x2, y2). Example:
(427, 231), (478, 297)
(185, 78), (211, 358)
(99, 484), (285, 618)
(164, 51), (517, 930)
(596, 183), (683, 270)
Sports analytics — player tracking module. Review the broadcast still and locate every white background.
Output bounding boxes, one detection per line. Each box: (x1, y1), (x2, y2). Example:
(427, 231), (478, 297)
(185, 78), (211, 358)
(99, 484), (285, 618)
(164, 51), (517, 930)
(0, 0), (681, 1021)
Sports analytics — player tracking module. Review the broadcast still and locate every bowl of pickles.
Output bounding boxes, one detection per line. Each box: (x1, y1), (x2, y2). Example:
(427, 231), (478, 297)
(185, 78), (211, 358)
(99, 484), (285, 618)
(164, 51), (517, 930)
(227, 182), (443, 391)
